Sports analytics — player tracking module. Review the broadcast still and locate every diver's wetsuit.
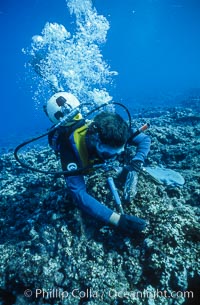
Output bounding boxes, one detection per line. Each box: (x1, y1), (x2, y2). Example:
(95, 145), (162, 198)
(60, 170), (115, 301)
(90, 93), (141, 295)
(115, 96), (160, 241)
(59, 124), (151, 223)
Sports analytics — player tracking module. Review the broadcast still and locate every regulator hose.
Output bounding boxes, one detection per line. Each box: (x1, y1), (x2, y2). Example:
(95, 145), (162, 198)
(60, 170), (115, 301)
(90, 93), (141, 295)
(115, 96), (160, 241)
(14, 101), (132, 176)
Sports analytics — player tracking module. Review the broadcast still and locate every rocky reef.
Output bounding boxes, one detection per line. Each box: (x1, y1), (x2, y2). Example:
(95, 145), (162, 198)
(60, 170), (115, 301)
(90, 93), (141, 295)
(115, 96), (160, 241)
(0, 101), (199, 305)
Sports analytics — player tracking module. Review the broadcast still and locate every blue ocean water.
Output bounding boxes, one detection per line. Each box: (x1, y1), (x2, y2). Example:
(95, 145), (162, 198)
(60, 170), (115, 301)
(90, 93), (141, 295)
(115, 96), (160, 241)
(0, 0), (200, 149)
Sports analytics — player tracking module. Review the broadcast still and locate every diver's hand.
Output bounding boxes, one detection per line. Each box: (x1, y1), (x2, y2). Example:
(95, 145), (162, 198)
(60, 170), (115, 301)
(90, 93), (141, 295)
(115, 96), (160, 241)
(118, 214), (147, 234)
(130, 160), (143, 172)
(118, 160), (143, 183)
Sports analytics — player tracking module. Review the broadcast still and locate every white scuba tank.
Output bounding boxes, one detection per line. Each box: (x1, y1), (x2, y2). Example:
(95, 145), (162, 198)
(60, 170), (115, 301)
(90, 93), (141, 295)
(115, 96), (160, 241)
(45, 92), (82, 125)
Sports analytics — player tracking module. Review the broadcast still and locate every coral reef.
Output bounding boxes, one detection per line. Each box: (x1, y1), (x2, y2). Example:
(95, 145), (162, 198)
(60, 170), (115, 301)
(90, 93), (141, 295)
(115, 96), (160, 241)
(0, 102), (199, 305)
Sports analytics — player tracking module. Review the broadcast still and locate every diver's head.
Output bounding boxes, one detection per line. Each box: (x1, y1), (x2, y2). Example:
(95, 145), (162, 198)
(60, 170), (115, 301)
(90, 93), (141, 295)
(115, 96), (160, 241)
(88, 111), (129, 159)
(44, 92), (81, 124)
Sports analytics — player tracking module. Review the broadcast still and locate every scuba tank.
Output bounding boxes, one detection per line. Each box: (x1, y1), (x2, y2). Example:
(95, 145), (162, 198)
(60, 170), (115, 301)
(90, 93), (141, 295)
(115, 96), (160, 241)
(44, 92), (84, 155)
(43, 92), (82, 125)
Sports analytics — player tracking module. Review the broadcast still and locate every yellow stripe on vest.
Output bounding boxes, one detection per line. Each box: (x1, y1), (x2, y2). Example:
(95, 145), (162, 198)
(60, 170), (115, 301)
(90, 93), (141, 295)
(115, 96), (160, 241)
(73, 124), (89, 167)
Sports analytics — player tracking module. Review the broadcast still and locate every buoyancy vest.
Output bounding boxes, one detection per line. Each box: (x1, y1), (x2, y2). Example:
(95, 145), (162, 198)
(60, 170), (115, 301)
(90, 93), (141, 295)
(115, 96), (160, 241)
(70, 124), (89, 167)
(48, 119), (85, 155)
(49, 119), (102, 174)
(69, 123), (103, 170)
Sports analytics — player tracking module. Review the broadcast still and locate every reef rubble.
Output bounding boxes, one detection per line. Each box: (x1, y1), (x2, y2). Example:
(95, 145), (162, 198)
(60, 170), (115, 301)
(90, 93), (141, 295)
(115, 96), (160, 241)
(0, 104), (199, 305)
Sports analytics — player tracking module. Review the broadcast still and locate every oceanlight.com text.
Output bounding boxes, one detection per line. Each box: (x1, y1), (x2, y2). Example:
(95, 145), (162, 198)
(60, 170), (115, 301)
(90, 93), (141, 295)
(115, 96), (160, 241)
(24, 288), (194, 301)
(108, 288), (194, 300)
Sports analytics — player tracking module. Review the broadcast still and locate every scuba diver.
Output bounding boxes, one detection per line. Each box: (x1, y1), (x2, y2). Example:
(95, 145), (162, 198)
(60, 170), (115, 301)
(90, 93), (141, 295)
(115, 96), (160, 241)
(45, 92), (151, 235)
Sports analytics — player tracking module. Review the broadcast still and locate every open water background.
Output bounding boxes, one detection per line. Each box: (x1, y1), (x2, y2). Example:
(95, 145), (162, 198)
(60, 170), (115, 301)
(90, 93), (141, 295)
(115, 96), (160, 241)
(0, 0), (200, 149)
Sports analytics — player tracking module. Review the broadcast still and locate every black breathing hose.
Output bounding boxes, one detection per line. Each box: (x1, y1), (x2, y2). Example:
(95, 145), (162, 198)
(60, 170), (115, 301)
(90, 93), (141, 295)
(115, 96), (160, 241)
(14, 101), (132, 176)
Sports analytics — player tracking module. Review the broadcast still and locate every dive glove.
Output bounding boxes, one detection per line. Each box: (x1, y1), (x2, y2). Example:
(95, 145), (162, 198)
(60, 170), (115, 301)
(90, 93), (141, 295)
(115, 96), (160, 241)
(130, 160), (143, 172)
(118, 214), (147, 234)
(119, 160), (143, 183)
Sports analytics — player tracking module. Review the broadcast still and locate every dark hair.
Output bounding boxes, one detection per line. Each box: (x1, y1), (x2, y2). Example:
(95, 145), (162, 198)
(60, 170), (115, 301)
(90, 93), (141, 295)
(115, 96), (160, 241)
(92, 111), (129, 147)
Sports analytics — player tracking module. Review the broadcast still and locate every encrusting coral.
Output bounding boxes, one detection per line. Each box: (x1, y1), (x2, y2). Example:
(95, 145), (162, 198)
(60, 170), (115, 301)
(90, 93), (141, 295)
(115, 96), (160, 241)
(0, 102), (199, 305)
